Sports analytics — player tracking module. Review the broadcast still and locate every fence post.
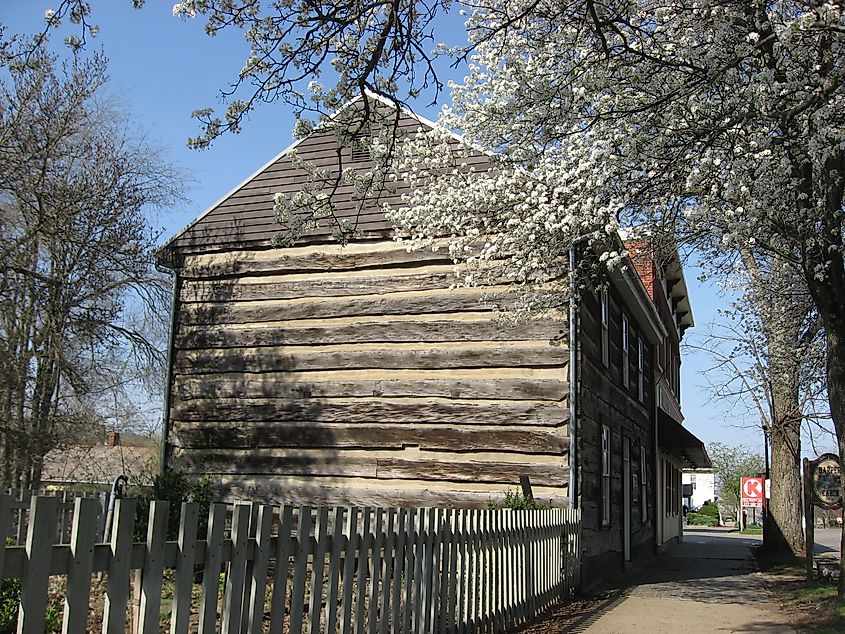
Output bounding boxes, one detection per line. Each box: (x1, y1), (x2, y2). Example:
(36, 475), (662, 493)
(17, 496), (58, 634)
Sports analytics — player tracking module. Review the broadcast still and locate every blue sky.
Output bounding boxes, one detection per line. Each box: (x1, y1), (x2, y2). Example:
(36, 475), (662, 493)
(4, 1), (826, 456)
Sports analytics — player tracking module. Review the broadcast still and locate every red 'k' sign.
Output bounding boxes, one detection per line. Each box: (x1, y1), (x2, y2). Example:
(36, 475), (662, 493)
(741, 476), (765, 508)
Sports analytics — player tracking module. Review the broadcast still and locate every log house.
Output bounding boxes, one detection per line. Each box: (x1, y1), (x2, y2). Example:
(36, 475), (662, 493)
(156, 95), (709, 580)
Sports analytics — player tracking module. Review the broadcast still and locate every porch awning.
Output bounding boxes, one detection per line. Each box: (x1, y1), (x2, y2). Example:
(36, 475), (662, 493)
(657, 410), (711, 469)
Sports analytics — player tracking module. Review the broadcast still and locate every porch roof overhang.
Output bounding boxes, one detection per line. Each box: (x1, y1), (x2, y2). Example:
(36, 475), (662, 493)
(657, 409), (711, 469)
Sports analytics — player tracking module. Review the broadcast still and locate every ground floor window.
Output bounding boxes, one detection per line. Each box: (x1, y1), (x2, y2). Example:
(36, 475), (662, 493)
(664, 459), (680, 516)
(601, 425), (611, 526)
(640, 445), (648, 523)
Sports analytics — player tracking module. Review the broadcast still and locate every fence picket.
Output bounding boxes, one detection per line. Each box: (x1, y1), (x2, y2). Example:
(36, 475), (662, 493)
(367, 508), (383, 634)
(412, 509), (426, 634)
(222, 503), (251, 634)
(289, 506), (314, 634)
(324, 507), (346, 632)
(309, 507), (330, 634)
(199, 503), (227, 634)
(456, 510), (467, 634)
(246, 504), (274, 633)
(268, 505), (294, 633)
(438, 508), (452, 634)
(353, 507), (372, 634)
(390, 508), (406, 634)
(401, 508), (416, 634)
(424, 508), (440, 634)
(170, 502), (198, 634)
(240, 503), (261, 633)
(379, 509), (395, 634)
(340, 507), (359, 634)
(102, 497), (136, 634)
(62, 497), (99, 634)
(18, 496), (57, 634)
(138, 500), (170, 634)
(480, 509), (489, 631)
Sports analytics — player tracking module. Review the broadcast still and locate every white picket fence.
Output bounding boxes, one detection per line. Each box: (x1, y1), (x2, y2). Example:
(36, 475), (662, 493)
(4, 488), (110, 545)
(0, 495), (581, 633)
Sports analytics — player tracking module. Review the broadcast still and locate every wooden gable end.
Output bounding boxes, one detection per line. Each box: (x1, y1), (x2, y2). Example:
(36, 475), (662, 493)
(163, 100), (492, 256)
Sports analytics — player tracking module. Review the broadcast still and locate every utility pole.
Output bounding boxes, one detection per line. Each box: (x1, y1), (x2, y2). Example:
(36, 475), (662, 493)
(763, 421), (770, 524)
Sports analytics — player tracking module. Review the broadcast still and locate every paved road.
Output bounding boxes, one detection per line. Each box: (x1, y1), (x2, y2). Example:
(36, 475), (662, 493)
(814, 527), (841, 555)
(579, 528), (795, 633)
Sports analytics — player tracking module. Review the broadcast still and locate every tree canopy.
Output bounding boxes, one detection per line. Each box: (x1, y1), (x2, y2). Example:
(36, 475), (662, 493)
(0, 47), (181, 489)
(707, 442), (765, 520)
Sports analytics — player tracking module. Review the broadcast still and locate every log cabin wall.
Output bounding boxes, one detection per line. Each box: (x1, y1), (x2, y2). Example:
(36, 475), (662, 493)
(576, 281), (656, 581)
(166, 239), (571, 508)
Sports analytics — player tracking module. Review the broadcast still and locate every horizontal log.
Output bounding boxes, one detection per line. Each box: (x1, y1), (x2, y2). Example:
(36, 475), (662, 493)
(214, 476), (568, 509)
(176, 315), (567, 348)
(174, 342), (567, 374)
(170, 397), (570, 425)
(178, 286), (514, 325)
(174, 450), (567, 486)
(179, 266), (463, 302)
(176, 452), (378, 478)
(172, 373), (568, 401)
(169, 421), (568, 453)
(179, 241), (451, 278)
(375, 457), (568, 487)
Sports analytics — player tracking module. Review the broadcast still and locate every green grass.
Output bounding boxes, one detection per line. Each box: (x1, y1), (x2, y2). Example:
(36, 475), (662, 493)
(798, 584), (838, 601)
(738, 526), (763, 534)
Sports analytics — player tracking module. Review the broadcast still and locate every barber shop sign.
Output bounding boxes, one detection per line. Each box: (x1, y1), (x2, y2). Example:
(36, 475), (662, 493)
(803, 453), (843, 579)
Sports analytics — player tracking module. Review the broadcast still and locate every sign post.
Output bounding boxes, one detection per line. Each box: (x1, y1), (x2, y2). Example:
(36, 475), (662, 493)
(804, 454), (843, 579)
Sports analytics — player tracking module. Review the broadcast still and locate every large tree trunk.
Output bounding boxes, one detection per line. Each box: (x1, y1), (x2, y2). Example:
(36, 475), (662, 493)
(764, 409), (805, 556)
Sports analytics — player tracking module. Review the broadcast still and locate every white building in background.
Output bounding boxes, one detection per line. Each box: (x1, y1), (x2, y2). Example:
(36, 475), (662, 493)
(682, 469), (716, 511)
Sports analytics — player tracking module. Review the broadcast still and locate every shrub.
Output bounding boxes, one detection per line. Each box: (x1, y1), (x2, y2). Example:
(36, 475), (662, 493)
(488, 489), (549, 510)
(687, 512), (718, 526)
(134, 471), (215, 541)
(698, 501), (720, 518)
(0, 576), (19, 634)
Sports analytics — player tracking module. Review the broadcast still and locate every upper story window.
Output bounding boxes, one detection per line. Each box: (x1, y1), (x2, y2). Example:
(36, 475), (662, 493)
(638, 338), (645, 403)
(350, 132), (371, 160)
(601, 425), (611, 525)
(622, 314), (630, 388)
(600, 286), (609, 368)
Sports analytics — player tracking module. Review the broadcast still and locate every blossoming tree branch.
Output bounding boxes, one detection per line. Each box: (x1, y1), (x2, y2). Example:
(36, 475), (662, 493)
(17, 0), (845, 589)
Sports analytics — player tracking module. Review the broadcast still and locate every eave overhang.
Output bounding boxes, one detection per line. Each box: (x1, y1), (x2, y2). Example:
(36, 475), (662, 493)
(658, 409), (711, 469)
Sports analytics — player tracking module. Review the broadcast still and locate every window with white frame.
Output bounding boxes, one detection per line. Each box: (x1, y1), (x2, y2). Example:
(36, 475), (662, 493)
(637, 337), (645, 402)
(640, 445), (648, 522)
(600, 286), (609, 368)
(622, 314), (630, 389)
(601, 425), (611, 525)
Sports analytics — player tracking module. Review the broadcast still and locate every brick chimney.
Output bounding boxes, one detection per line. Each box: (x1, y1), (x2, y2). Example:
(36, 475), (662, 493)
(107, 431), (120, 447)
